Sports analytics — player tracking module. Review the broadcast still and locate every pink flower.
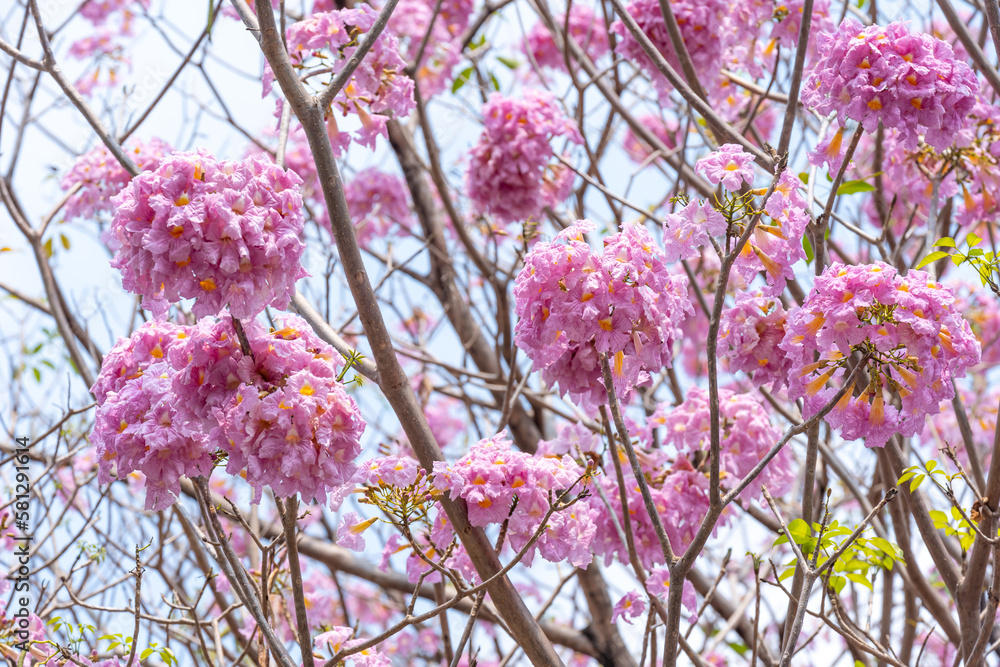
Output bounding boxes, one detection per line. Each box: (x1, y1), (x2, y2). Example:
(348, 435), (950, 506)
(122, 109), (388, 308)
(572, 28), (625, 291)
(782, 262), (981, 447)
(720, 291), (793, 391)
(802, 19), (979, 151)
(431, 434), (596, 567)
(62, 137), (171, 223)
(387, 0), (472, 96)
(465, 91), (582, 225)
(337, 512), (375, 552)
(696, 144), (756, 191)
(109, 149), (308, 319)
(523, 6), (610, 71)
(513, 219), (692, 407)
(611, 591), (646, 624)
(662, 198), (728, 262)
(264, 7), (414, 153)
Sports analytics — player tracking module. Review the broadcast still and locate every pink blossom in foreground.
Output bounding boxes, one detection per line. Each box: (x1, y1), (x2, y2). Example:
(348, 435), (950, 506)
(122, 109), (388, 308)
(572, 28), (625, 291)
(213, 314), (366, 504)
(782, 262), (980, 447)
(662, 198), (727, 262)
(91, 315), (366, 509)
(720, 291), (792, 391)
(696, 143), (756, 191)
(265, 7), (415, 153)
(802, 19), (979, 150)
(109, 149), (307, 319)
(513, 220), (692, 407)
(734, 170), (811, 295)
(523, 6), (610, 71)
(466, 91), (582, 225)
(611, 591), (646, 624)
(61, 137), (171, 222)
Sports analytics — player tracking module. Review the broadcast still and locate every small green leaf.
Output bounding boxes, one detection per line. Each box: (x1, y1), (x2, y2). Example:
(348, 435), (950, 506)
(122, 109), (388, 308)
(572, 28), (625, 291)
(897, 471), (917, 485)
(803, 234), (814, 264)
(141, 649), (154, 660)
(968, 232), (983, 247)
(489, 71), (500, 91)
(915, 251), (950, 269)
(32, 367), (40, 383)
(60, 233), (70, 250)
(933, 237), (957, 248)
(845, 572), (874, 590)
(44, 237), (54, 258)
(451, 67), (473, 93)
(910, 474), (926, 492)
(497, 56), (519, 69)
(798, 172), (809, 184)
(836, 180), (876, 196)
(926, 460), (937, 472)
(779, 567), (797, 582)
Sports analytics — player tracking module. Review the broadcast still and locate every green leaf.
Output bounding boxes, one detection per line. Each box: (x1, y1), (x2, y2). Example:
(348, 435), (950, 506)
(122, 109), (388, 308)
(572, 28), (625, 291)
(803, 234), (814, 264)
(60, 233), (70, 250)
(846, 572), (874, 590)
(836, 180), (876, 196)
(915, 251), (950, 269)
(968, 232), (983, 247)
(933, 237), (957, 248)
(926, 460), (937, 472)
(451, 67), (473, 93)
(43, 237), (54, 258)
(951, 254), (966, 267)
(141, 649), (154, 660)
(32, 367), (40, 383)
(497, 56), (519, 69)
(910, 474), (925, 492)
(779, 567), (797, 582)
(897, 471), (917, 485)
(787, 518), (811, 540)
(831, 575), (847, 594)
(489, 71), (500, 91)
(798, 172), (809, 184)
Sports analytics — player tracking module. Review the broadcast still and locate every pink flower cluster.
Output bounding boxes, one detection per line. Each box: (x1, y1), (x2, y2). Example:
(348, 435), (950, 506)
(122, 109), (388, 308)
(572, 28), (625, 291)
(612, 0), (769, 102)
(662, 199), (727, 263)
(720, 291), (792, 391)
(654, 386), (794, 500)
(782, 262), (980, 447)
(90, 315), (366, 509)
(734, 170), (810, 295)
(432, 435), (598, 568)
(61, 137), (171, 223)
(344, 167), (417, 247)
(802, 19), (979, 150)
(267, 7), (415, 153)
(696, 143), (755, 191)
(523, 6), (610, 71)
(513, 220), (692, 407)
(466, 91), (582, 225)
(663, 162), (809, 296)
(387, 0), (473, 96)
(109, 149), (307, 319)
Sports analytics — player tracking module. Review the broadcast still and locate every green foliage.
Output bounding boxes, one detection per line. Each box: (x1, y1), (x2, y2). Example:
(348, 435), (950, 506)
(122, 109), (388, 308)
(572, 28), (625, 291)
(896, 459), (960, 494)
(929, 507), (977, 551)
(836, 180), (876, 196)
(916, 234), (1000, 297)
(772, 518), (905, 594)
